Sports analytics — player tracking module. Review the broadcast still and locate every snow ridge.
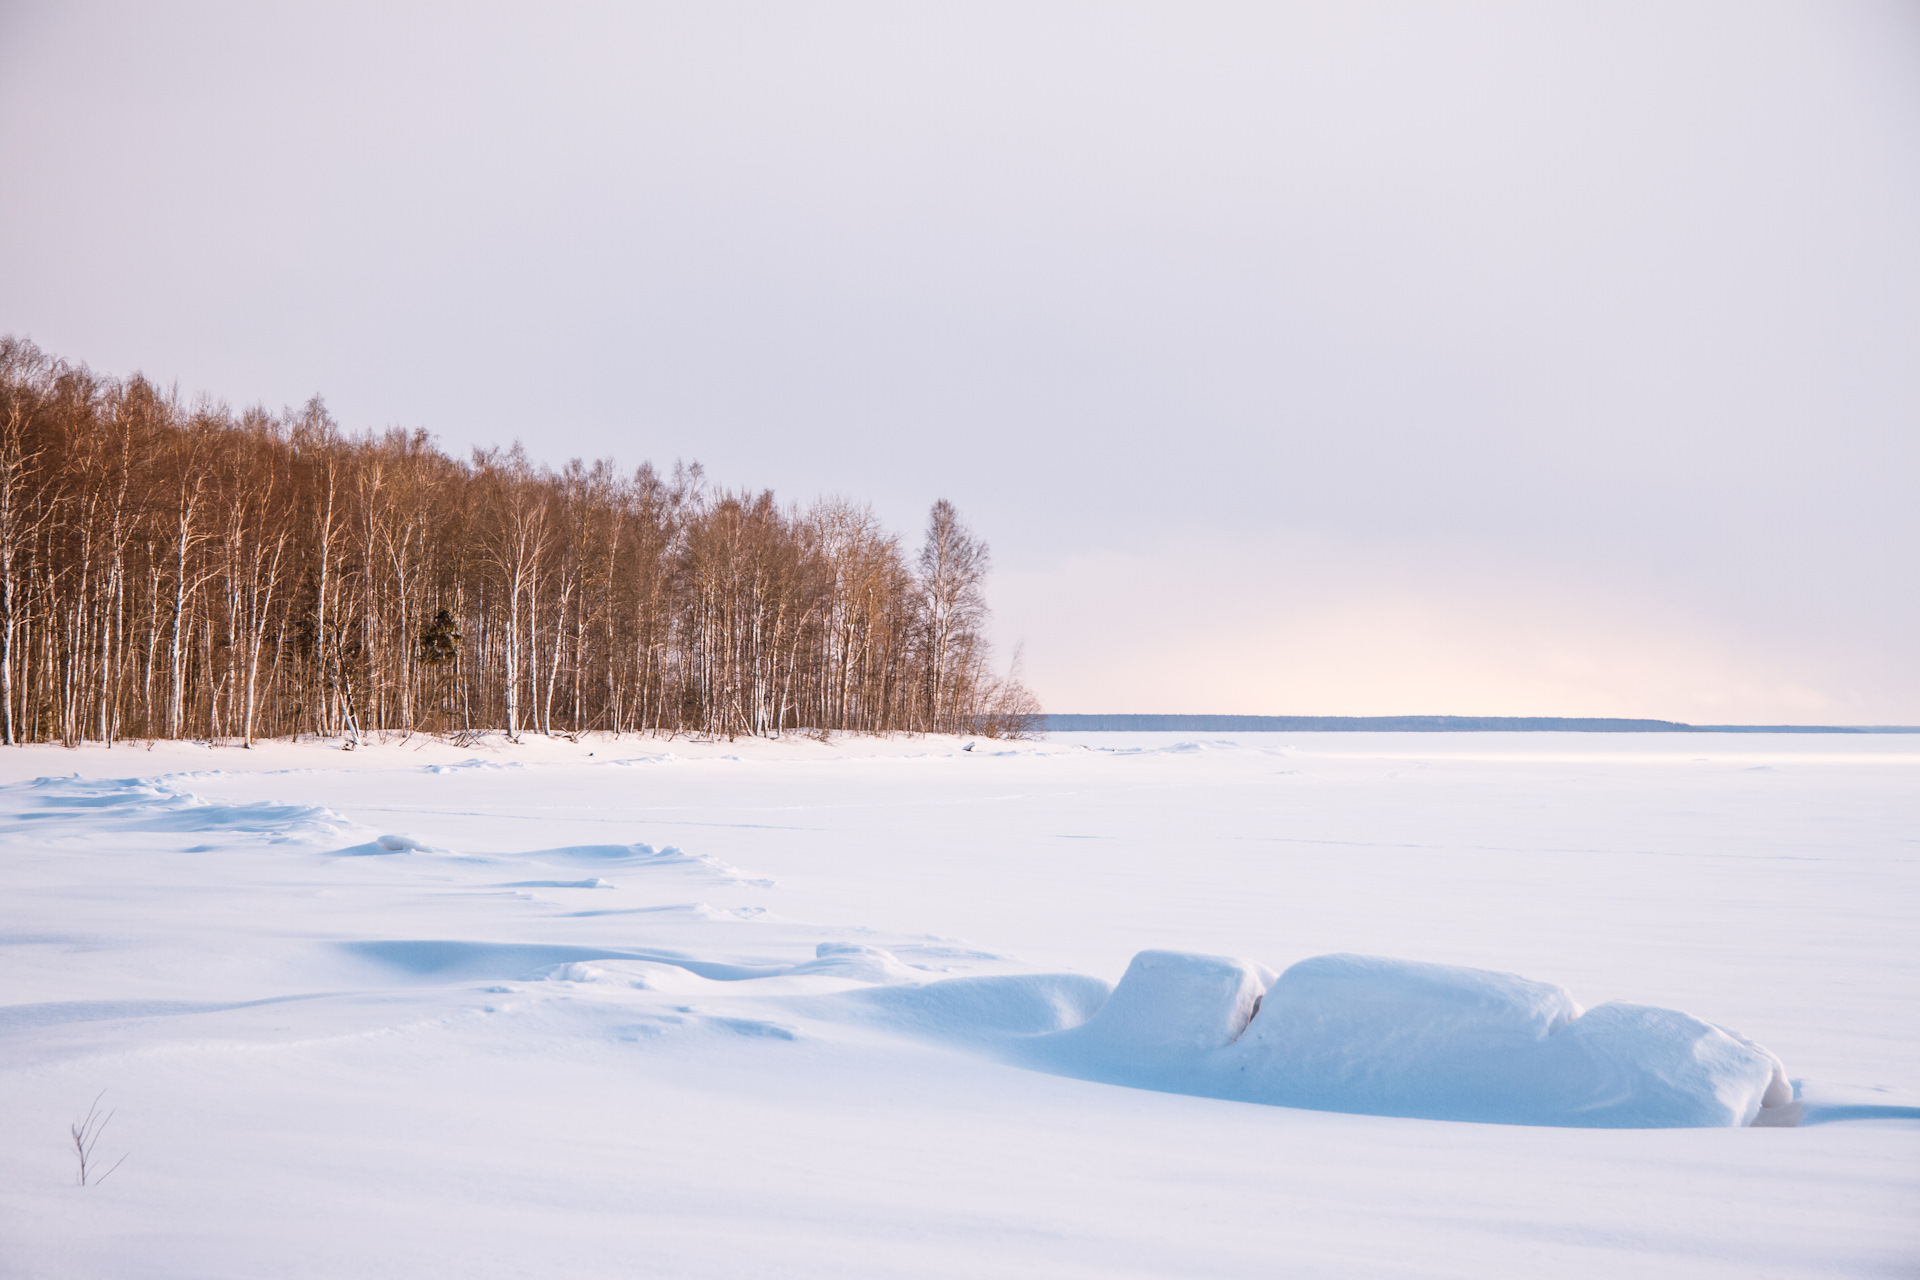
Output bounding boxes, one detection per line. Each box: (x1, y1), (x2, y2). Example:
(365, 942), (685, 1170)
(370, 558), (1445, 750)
(1021, 950), (1795, 1128)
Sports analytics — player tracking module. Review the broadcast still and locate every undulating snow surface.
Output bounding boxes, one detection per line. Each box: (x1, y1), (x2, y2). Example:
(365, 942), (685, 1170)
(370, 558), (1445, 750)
(1, 731), (1914, 1277)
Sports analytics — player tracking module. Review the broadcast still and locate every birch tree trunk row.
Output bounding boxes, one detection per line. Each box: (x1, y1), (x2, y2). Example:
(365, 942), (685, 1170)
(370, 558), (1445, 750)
(0, 338), (1041, 745)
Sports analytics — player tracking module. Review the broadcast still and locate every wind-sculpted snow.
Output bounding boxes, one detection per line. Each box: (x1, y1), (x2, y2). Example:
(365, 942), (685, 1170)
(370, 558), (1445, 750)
(769, 946), (1798, 1128)
(0, 773), (1820, 1130)
(500, 877), (614, 889)
(334, 926), (1796, 1128)
(317, 825), (775, 888)
(0, 774), (359, 844)
(526, 842), (776, 887)
(333, 831), (451, 855)
(1018, 950), (1794, 1128)
(339, 939), (793, 983)
(2, 734), (1914, 1278)
(826, 971), (1114, 1040)
(341, 939), (944, 988)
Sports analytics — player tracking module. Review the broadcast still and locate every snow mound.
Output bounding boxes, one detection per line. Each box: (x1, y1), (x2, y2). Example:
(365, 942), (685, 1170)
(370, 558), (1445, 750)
(1024, 950), (1793, 1129)
(1059, 950), (1267, 1058)
(1231, 951), (1586, 1119)
(333, 831), (454, 856)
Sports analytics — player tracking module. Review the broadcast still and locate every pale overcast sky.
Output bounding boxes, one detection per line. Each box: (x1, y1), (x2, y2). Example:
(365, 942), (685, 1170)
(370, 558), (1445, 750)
(3, 1), (1916, 721)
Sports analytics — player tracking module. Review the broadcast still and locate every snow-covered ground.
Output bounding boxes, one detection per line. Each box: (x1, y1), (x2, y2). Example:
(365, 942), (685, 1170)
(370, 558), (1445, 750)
(1, 730), (1914, 1277)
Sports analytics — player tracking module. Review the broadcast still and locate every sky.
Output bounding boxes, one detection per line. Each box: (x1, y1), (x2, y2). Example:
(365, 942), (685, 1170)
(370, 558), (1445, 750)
(3, 1), (1916, 722)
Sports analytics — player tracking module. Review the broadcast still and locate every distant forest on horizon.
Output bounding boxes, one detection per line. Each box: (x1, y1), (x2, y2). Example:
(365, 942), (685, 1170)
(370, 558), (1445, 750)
(0, 337), (1039, 746)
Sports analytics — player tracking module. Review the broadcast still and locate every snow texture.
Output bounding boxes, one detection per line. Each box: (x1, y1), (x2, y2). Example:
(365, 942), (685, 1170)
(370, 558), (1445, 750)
(0, 731), (1913, 1279)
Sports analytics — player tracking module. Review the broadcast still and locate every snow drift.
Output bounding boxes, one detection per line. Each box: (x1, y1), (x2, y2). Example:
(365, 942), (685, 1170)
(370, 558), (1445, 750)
(1022, 950), (1793, 1128)
(0, 774), (357, 844)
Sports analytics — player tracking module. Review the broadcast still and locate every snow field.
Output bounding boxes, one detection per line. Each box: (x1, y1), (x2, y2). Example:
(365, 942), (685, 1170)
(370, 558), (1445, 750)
(0, 731), (1915, 1277)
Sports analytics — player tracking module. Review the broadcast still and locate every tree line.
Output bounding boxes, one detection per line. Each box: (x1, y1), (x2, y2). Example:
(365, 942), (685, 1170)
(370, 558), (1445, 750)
(0, 337), (1040, 746)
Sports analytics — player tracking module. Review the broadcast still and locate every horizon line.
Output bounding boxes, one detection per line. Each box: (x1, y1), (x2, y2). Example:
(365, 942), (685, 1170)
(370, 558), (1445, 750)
(1040, 714), (1920, 734)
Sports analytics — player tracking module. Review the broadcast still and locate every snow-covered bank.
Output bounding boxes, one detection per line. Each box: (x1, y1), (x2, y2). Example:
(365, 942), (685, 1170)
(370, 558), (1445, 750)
(1, 732), (1914, 1276)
